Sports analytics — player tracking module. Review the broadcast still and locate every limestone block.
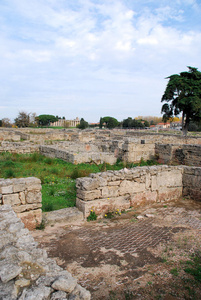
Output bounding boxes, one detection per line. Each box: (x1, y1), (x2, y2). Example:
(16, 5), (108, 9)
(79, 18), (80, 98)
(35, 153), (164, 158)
(1, 184), (13, 194)
(76, 196), (130, 218)
(76, 189), (101, 201)
(52, 275), (77, 293)
(19, 191), (26, 204)
(51, 291), (68, 300)
(69, 284), (91, 300)
(43, 207), (83, 225)
(2, 193), (21, 206)
(97, 177), (107, 187)
(145, 173), (151, 189)
(151, 175), (157, 191)
(130, 191), (157, 207)
(119, 180), (146, 195)
(0, 262), (22, 283)
(17, 209), (42, 230)
(12, 178), (26, 193)
(26, 191), (42, 204)
(158, 187), (182, 202)
(108, 181), (121, 186)
(156, 170), (182, 187)
(19, 285), (52, 299)
(13, 203), (42, 213)
(101, 186), (119, 198)
(76, 178), (100, 190)
(26, 184), (41, 191)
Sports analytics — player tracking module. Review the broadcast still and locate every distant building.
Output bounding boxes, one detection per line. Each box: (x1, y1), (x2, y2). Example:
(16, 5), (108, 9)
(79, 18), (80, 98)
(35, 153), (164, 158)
(50, 117), (80, 127)
(170, 121), (182, 130)
(156, 122), (170, 129)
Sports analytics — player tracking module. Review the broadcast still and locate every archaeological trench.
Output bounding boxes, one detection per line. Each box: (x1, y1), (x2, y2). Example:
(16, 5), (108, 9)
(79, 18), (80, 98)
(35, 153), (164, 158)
(0, 128), (201, 299)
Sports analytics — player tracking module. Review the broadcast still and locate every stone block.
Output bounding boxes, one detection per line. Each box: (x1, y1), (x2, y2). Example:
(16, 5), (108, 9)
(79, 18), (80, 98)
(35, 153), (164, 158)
(13, 203), (42, 213)
(101, 186), (119, 198)
(19, 192), (26, 204)
(76, 189), (101, 201)
(1, 185), (13, 194)
(158, 187), (182, 202)
(76, 178), (100, 190)
(17, 209), (42, 230)
(156, 170), (182, 188)
(119, 180), (145, 195)
(12, 178), (26, 193)
(130, 191), (157, 207)
(2, 194), (21, 206)
(26, 184), (41, 191)
(26, 191), (42, 204)
(76, 196), (130, 218)
(43, 207), (83, 225)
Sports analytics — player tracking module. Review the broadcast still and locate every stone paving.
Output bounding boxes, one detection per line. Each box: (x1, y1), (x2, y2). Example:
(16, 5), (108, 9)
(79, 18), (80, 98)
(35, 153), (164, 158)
(33, 199), (201, 300)
(78, 219), (175, 255)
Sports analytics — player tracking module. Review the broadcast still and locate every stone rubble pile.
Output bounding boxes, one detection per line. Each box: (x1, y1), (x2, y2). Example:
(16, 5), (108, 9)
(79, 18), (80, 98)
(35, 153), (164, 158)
(0, 205), (91, 300)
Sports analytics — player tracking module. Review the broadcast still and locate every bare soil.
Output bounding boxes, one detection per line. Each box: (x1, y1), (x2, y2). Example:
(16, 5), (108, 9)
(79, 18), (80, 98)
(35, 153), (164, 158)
(32, 199), (201, 300)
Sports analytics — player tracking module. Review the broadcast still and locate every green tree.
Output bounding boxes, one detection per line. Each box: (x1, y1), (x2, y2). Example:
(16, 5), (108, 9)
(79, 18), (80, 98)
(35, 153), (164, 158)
(122, 117), (133, 128)
(0, 120), (2, 127)
(37, 115), (58, 126)
(161, 66), (201, 135)
(77, 118), (88, 129)
(99, 117), (103, 129)
(101, 116), (119, 129)
(15, 111), (30, 127)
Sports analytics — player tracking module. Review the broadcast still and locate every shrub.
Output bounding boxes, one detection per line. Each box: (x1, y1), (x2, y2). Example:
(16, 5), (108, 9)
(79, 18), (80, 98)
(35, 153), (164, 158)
(87, 209), (97, 221)
(5, 168), (16, 178)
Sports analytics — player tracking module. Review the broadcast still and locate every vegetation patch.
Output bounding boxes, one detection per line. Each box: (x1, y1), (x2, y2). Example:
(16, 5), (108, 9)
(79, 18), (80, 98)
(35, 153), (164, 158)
(0, 152), (159, 212)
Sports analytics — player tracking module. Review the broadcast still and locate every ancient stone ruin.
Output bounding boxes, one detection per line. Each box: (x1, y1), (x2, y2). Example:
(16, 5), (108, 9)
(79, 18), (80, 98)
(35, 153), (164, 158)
(0, 127), (201, 299)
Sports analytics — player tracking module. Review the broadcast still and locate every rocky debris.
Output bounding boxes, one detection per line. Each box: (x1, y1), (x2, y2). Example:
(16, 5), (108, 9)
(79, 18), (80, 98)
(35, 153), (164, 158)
(0, 205), (91, 300)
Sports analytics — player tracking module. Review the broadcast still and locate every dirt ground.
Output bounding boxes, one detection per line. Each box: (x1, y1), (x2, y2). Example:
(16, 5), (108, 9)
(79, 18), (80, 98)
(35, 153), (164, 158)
(32, 199), (201, 300)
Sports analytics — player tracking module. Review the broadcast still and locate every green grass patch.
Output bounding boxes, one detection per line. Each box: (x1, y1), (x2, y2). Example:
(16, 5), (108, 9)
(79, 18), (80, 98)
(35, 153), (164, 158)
(0, 152), (159, 212)
(183, 253), (201, 282)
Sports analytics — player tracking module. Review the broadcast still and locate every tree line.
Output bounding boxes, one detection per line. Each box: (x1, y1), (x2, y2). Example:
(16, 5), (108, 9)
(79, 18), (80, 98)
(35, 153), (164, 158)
(1, 66), (200, 134)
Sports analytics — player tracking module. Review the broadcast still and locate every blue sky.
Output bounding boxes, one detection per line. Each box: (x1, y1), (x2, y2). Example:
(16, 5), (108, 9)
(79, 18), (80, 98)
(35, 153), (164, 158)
(0, 0), (201, 123)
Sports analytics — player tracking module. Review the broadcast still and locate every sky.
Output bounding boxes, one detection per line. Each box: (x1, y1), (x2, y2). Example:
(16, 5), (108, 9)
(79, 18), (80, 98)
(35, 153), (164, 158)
(0, 0), (201, 123)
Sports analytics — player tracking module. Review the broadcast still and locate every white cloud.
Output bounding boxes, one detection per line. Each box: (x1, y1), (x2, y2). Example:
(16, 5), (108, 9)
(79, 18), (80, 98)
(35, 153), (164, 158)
(0, 0), (201, 122)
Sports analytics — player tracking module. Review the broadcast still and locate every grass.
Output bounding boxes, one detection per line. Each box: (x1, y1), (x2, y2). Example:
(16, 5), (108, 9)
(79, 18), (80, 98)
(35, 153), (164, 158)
(0, 152), (159, 212)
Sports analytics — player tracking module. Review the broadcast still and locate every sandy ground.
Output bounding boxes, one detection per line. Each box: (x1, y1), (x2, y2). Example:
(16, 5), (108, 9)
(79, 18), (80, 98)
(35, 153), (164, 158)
(32, 199), (201, 300)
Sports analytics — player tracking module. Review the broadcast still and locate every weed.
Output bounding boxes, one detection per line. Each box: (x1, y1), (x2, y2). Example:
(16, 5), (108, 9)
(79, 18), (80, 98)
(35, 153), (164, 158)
(184, 252), (201, 282)
(49, 186), (55, 196)
(36, 219), (45, 230)
(124, 290), (133, 300)
(170, 268), (179, 276)
(5, 168), (16, 178)
(44, 157), (53, 165)
(43, 202), (54, 212)
(87, 209), (97, 221)
(3, 160), (15, 167)
(104, 211), (114, 219)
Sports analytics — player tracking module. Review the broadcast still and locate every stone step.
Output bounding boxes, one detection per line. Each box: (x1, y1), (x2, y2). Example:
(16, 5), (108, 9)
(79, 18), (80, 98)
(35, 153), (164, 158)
(43, 207), (84, 225)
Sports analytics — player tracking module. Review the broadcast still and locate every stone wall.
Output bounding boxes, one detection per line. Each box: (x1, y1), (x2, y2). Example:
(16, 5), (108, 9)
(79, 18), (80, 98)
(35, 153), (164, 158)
(39, 145), (117, 165)
(76, 165), (183, 218)
(0, 141), (39, 154)
(183, 167), (201, 201)
(0, 129), (21, 141)
(125, 131), (201, 145)
(0, 205), (90, 300)
(0, 177), (42, 230)
(155, 144), (201, 166)
(122, 140), (155, 163)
